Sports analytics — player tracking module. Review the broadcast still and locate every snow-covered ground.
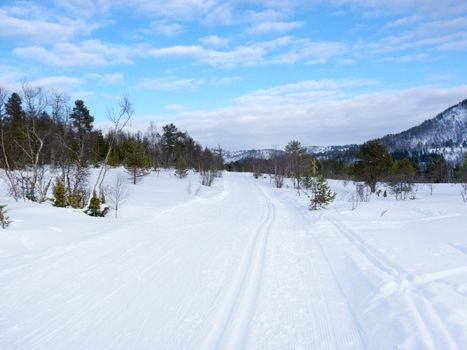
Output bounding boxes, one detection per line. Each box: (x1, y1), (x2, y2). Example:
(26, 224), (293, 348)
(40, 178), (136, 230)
(0, 169), (466, 349)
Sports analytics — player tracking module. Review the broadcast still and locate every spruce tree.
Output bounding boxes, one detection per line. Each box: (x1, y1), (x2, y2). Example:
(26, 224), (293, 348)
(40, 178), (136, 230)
(124, 137), (151, 184)
(310, 175), (336, 210)
(52, 177), (67, 207)
(70, 99), (94, 136)
(4, 92), (26, 165)
(85, 191), (101, 217)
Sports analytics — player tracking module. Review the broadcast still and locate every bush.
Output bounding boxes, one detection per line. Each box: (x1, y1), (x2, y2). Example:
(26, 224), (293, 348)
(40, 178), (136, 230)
(84, 191), (109, 217)
(0, 204), (11, 229)
(175, 157), (188, 178)
(201, 169), (216, 186)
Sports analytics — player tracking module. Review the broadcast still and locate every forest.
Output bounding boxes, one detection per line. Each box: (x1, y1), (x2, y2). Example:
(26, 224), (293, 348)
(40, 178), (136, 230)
(0, 85), (223, 216)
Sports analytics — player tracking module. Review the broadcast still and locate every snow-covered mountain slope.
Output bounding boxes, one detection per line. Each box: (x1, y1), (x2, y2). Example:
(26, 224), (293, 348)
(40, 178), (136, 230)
(1, 170), (467, 348)
(224, 99), (467, 163)
(223, 145), (357, 163)
(380, 99), (467, 150)
(223, 149), (285, 163)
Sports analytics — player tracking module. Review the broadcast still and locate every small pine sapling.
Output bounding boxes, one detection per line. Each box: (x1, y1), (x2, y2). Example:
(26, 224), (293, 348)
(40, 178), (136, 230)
(310, 175), (336, 210)
(52, 177), (67, 207)
(85, 191), (109, 217)
(0, 204), (11, 229)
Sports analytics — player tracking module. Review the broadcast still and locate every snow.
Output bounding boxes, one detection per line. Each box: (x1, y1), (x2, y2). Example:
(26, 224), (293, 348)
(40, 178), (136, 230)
(0, 169), (467, 349)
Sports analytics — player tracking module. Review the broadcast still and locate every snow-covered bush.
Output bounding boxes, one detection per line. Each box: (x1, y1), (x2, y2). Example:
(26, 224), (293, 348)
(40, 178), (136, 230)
(0, 204), (11, 229)
(84, 191), (109, 217)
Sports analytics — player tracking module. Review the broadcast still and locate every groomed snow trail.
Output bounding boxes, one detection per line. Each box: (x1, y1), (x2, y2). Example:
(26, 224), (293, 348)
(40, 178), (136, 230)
(1, 172), (466, 349)
(202, 183), (275, 350)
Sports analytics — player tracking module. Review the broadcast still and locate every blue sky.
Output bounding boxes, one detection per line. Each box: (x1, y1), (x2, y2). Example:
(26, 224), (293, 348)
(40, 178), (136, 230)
(1, 0), (467, 150)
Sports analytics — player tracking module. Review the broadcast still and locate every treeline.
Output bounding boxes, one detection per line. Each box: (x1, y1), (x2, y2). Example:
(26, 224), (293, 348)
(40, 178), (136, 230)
(227, 140), (467, 186)
(0, 85), (222, 214)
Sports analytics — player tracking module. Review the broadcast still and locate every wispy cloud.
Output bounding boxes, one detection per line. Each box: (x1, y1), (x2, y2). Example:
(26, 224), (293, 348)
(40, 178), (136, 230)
(147, 20), (184, 36)
(137, 76), (240, 90)
(13, 40), (138, 67)
(0, 8), (95, 44)
(148, 36), (347, 67)
(247, 21), (304, 35)
(87, 73), (124, 85)
(200, 35), (230, 48)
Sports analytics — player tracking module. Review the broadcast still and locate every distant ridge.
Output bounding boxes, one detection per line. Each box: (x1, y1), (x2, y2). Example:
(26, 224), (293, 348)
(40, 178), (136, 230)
(223, 99), (467, 164)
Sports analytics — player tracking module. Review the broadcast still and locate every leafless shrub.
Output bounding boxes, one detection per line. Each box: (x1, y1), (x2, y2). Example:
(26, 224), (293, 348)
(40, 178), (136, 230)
(108, 174), (128, 218)
(273, 174), (284, 188)
(355, 182), (370, 202)
(200, 169), (216, 186)
(427, 183), (435, 196)
(461, 183), (467, 203)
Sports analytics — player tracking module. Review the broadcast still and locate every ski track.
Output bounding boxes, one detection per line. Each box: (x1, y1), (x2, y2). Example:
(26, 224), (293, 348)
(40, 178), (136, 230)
(281, 195), (366, 350)
(325, 217), (459, 350)
(0, 173), (466, 349)
(201, 181), (275, 350)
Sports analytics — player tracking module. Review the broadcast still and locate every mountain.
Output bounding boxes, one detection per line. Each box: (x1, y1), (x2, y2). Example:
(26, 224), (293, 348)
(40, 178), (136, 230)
(223, 145), (358, 163)
(380, 99), (467, 150)
(223, 99), (467, 164)
(223, 149), (285, 163)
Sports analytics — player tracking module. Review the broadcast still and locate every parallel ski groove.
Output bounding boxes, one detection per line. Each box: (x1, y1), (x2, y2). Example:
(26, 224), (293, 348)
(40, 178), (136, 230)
(202, 183), (275, 350)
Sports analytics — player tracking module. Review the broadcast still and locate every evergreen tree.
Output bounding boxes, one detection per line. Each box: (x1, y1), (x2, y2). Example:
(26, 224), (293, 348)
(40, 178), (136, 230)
(309, 175), (336, 210)
(52, 177), (67, 207)
(85, 190), (101, 217)
(70, 99), (94, 136)
(426, 156), (448, 183)
(175, 157), (188, 178)
(161, 123), (185, 168)
(0, 204), (11, 229)
(352, 140), (393, 192)
(4, 92), (26, 165)
(124, 136), (151, 184)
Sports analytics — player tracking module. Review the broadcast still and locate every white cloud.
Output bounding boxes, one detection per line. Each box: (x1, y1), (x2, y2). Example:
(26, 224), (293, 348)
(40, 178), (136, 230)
(13, 40), (137, 67)
(200, 35), (230, 48)
(248, 21), (304, 35)
(332, 0), (467, 17)
(0, 8), (91, 44)
(30, 76), (83, 91)
(132, 82), (467, 150)
(137, 75), (240, 90)
(122, 0), (217, 20)
(149, 21), (184, 36)
(147, 44), (267, 67)
(87, 73), (124, 85)
(148, 37), (347, 67)
(165, 104), (186, 111)
(0, 64), (82, 93)
(382, 53), (430, 63)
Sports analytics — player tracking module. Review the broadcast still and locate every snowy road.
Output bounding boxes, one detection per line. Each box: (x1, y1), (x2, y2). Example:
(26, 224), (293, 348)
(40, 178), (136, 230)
(1, 172), (466, 349)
